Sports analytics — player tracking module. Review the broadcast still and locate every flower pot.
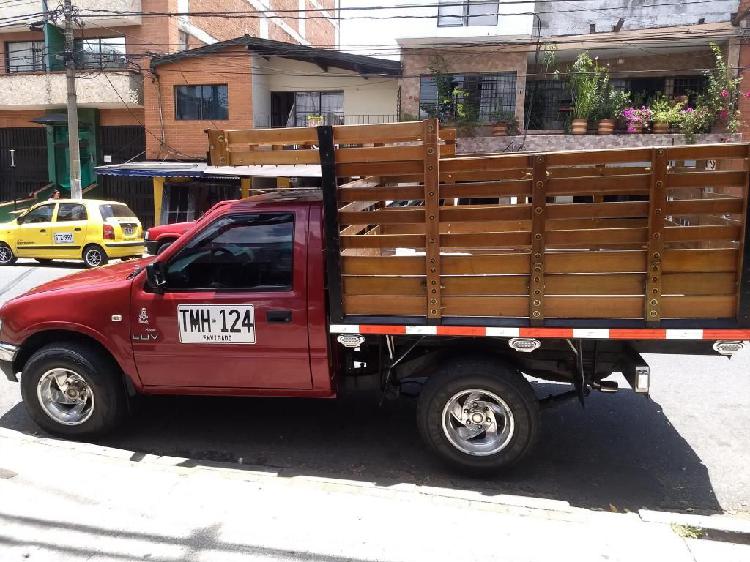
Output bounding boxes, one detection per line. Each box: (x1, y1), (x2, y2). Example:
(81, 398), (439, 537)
(492, 123), (508, 137)
(627, 123), (644, 134)
(597, 119), (615, 135)
(571, 119), (588, 135)
(652, 122), (669, 134)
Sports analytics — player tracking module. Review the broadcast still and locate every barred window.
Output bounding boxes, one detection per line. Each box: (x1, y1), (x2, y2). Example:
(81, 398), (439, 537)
(438, 0), (498, 27)
(6, 41), (45, 73)
(74, 37), (126, 70)
(419, 72), (516, 122)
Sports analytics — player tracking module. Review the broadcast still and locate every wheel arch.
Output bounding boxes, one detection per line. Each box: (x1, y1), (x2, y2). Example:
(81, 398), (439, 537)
(13, 328), (139, 394)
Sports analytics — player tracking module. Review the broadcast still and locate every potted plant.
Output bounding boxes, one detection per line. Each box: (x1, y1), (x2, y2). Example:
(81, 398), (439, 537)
(306, 114), (325, 127)
(678, 105), (713, 143)
(703, 42), (742, 133)
(650, 97), (684, 134)
(569, 52), (600, 134)
(621, 106), (652, 134)
(490, 110), (518, 136)
(595, 86), (630, 135)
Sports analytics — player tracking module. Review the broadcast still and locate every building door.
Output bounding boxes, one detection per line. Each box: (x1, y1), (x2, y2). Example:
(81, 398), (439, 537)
(52, 125), (95, 190)
(0, 128), (48, 203)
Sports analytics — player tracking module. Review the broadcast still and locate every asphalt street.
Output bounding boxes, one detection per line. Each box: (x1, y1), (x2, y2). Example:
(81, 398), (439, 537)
(0, 259), (748, 517)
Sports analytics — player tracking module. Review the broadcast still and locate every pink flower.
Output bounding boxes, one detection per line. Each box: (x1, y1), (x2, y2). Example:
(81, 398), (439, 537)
(745, 91), (750, 99)
(721, 89), (729, 98)
(720, 109), (729, 120)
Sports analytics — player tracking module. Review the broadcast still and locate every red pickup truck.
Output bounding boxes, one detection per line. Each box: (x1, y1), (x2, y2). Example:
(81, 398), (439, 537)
(1, 120), (749, 474)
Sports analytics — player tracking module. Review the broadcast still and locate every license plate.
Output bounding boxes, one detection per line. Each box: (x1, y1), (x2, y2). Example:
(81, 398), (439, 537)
(177, 304), (255, 344)
(123, 226), (134, 236)
(54, 233), (73, 244)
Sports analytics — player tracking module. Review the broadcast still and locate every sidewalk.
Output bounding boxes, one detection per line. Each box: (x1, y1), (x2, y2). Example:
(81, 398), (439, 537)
(0, 428), (748, 562)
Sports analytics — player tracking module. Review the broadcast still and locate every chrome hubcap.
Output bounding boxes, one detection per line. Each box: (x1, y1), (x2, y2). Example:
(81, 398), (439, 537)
(441, 389), (514, 456)
(85, 250), (102, 267)
(37, 369), (95, 426)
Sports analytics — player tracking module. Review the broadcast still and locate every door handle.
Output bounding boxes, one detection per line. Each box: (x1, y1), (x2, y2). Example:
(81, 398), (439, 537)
(39, 229), (46, 233)
(74, 228), (81, 232)
(266, 310), (292, 323)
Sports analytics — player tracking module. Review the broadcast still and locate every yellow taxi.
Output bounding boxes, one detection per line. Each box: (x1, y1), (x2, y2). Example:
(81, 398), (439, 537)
(0, 199), (144, 268)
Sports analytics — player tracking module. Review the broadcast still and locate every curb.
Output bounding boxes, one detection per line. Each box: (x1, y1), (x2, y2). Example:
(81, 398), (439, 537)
(640, 509), (750, 539)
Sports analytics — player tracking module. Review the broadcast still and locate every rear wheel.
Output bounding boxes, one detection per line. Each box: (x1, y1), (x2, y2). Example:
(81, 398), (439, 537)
(0, 243), (16, 265)
(82, 244), (108, 268)
(20, 342), (128, 438)
(416, 358), (540, 474)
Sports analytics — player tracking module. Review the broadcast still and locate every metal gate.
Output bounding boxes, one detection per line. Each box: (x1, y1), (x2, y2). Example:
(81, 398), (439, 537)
(0, 128), (48, 202)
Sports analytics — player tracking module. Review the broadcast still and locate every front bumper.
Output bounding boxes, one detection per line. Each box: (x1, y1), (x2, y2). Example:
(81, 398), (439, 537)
(0, 342), (19, 382)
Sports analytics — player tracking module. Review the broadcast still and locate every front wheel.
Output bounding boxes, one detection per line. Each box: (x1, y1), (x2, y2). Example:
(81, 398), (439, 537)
(82, 244), (108, 268)
(20, 342), (128, 438)
(417, 358), (540, 474)
(0, 243), (17, 265)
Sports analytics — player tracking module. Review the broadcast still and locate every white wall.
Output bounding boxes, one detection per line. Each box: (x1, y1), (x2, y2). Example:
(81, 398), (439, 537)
(536, 0), (736, 36)
(253, 57), (399, 126)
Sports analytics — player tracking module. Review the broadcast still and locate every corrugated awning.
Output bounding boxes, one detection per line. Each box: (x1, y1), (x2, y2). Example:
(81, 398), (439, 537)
(95, 162), (322, 178)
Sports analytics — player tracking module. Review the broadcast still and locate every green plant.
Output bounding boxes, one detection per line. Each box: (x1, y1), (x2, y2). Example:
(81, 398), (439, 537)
(651, 96), (685, 124)
(703, 42), (743, 132)
(569, 52), (601, 121)
(595, 86), (631, 121)
(678, 105), (713, 143)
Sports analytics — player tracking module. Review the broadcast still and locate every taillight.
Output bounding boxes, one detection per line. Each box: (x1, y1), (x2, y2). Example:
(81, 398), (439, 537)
(103, 224), (115, 240)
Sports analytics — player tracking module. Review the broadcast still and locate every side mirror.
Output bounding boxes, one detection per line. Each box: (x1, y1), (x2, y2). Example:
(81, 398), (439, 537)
(145, 263), (166, 293)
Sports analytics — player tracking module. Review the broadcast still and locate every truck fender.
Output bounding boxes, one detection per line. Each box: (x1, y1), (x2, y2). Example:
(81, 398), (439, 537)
(14, 322), (142, 389)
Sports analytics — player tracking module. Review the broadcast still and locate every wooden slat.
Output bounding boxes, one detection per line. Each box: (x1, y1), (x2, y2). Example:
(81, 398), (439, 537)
(440, 154), (531, 173)
(666, 198), (744, 215)
(344, 294), (425, 315)
(332, 121), (423, 144)
(342, 255), (426, 275)
(440, 169), (532, 183)
(225, 127), (319, 145)
(545, 147), (652, 166)
(440, 204), (531, 222)
(662, 249), (738, 272)
(227, 149), (320, 166)
(339, 185), (424, 203)
(336, 145), (424, 164)
(336, 160), (424, 177)
(664, 143), (749, 160)
(440, 180), (533, 199)
(442, 254), (531, 275)
(546, 174), (650, 196)
(442, 231), (531, 247)
(545, 274), (645, 295)
(546, 201), (649, 220)
(548, 166), (650, 179)
(546, 251), (646, 273)
(546, 227), (648, 246)
(343, 276), (426, 296)
(663, 225), (742, 242)
(340, 234), (425, 249)
(667, 170), (747, 189)
(662, 272), (737, 295)
(339, 208), (425, 225)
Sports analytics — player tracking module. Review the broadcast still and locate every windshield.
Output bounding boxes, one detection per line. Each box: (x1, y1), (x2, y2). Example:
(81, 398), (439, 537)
(100, 203), (136, 219)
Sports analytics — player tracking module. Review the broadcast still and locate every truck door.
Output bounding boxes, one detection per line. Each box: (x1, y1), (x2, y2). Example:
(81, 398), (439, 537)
(131, 209), (312, 390)
(15, 203), (55, 257)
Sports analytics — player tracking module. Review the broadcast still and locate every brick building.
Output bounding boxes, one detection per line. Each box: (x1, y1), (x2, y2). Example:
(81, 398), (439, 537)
(0, 0), (337, 199)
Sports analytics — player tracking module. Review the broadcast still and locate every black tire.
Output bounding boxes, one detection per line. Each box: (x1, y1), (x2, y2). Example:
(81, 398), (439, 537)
(416, 357), (540, 474)
(34, 258), (53, 264)
(82, 244), (108, 268)
(0, 243), (17, 265)
(20, 342), (128, 438)
(156, 241), (173, 255)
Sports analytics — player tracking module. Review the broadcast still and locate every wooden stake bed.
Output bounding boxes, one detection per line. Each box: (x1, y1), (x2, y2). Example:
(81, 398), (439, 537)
(207, 120), (750, 329)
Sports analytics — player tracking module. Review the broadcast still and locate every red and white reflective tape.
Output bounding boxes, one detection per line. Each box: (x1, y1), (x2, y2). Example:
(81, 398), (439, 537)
(329, 324), (750, 341)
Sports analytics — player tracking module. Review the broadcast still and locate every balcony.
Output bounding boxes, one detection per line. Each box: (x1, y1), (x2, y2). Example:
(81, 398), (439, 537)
(0, 71), (143, 110)
(2, 0), (141, 32)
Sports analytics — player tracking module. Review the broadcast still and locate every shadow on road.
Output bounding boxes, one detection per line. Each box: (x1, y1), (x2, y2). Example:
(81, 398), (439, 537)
(0, 381), (722, 515)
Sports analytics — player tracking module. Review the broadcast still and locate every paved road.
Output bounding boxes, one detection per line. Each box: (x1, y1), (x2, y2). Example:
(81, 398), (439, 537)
(0, 261), (748, 516)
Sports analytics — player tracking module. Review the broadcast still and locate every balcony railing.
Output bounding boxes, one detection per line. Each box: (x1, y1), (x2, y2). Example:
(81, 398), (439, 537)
(254, 114), (399, 128)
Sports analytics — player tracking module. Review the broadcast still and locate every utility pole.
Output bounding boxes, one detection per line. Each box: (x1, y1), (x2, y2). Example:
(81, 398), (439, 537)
(63, 0), (82, 199)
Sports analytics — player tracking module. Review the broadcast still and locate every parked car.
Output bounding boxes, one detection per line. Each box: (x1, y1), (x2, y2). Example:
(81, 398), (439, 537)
(0, 199), (144, 268)
(145, 200), (236, 255)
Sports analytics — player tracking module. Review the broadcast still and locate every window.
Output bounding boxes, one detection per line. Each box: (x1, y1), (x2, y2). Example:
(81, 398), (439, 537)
(438, 0), (498, 27)
(178, 31), (189, 51)
(6, 41), (45, 73)
(175, 84), (229, 120)
(57, 203), (87, 222)
(673, 75), (708, 107)
(419, 72), (516, 122)
(99, 203), (136, 219)
(525, 80), (570, 130)
(292, 91), (344, 126)
(20, 204), (54, 224)
(164, 213), (294, 291)
(74, 37), (126, 70)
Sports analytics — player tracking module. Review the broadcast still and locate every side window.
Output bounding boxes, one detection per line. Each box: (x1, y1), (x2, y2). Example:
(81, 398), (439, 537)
(20, 204), (54, 224)
(56, 203), (88, 222)
(164, 213), (294, 291)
